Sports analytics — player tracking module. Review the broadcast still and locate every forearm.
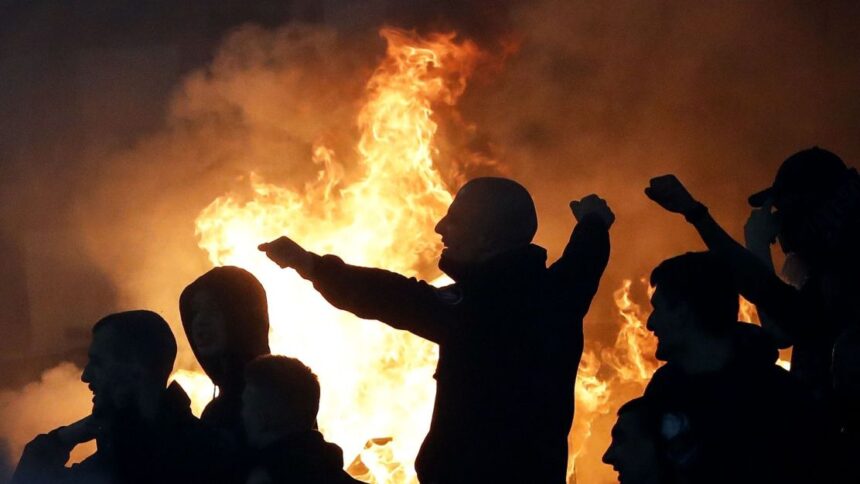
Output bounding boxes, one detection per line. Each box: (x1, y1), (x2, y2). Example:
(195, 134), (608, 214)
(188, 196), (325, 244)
(685, 204), (805, 339)
(552, 214), (610, 316)
(305, 254), (447, 342)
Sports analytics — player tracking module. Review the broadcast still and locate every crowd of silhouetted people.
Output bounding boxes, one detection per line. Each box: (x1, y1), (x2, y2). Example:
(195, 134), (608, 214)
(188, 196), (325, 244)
(10, 147), (860, 483)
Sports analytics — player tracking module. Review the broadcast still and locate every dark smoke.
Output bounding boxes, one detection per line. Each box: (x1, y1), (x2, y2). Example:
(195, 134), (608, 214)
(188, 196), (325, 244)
(1, 1), (859, 481)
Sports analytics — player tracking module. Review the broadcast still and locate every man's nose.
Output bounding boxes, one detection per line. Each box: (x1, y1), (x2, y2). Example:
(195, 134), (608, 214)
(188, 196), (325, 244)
(81, 365), (91, 383)
(602, 445), (616, 465)
(434, 217), (446, 236)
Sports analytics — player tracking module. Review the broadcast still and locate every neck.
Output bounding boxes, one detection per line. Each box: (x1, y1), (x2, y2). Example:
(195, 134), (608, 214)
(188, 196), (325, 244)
(136, 384), (164, 423)
(250, 425), (308, 449)
(675, 333), (734, 375)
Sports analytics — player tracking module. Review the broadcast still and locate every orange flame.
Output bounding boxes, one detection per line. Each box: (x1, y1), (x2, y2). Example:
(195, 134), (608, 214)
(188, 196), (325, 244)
(183, 28), (479, 483)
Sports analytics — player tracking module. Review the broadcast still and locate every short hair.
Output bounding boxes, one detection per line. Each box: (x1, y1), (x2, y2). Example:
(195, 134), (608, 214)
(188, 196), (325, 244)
(616, 397), (663, 439)
(650, 252), (738, 333)
(245, 355), (320, 429)
(92, 310), (177, 382)
(459, 177), (538, 246)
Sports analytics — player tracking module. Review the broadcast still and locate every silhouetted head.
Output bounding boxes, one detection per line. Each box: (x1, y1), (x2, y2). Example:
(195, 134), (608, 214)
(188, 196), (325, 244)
(180, 266), (270, 388)
(604, 397), (669, 484)
(81, 310), (176, 417)
(834, 328), (860, 430)
(435, 177), (537, 278)
(749, 147), (851, 257)
(241, 355), (320, 448)
(647, 252), (738, 362)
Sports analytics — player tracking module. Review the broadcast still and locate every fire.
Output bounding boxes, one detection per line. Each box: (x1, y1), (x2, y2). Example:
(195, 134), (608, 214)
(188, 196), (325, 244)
(185, 28), (478, 483)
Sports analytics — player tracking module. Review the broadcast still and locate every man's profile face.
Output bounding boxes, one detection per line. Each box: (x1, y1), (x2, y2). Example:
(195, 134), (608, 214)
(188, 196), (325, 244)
(189, 290), (229, 358)
(435, 186), (494, 266)
(603, 412), (663, 484)
(81, 328), (138, 416)
(647, 287), (688, 362)
(242, 383), (275, 448)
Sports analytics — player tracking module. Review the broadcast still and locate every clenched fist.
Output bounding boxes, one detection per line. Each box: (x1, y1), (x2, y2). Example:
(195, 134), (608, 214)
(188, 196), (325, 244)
(258, 236), (314, 275)
(645, 175), (699, 215)
(570, 194), (615, 229)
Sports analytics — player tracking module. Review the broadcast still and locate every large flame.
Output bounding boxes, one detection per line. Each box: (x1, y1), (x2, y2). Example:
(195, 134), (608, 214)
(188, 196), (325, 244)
(181, 28), (478, 483)
(176, 26), (791, 484)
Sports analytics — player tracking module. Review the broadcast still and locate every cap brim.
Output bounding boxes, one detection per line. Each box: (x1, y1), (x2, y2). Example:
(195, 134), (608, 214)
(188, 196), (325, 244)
(748, 187), (774, 207)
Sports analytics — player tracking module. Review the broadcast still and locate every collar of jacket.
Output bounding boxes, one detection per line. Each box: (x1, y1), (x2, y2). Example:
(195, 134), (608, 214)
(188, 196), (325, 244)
(453, 244), (548, 290)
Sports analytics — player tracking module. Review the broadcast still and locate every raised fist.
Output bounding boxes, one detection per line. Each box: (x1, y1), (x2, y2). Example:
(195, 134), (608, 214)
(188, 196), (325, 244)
(645, 175), (699, 215)
(570, 194), (615, 229)
(258, 236), (313, 274)
(744, 200), (780, 250)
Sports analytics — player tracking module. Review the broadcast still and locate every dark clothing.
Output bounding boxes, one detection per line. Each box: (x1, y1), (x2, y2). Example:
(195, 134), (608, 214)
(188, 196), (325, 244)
(687, 206), (855, 403)
(12, 382), (218, 484)
(301, 215), (610, 483)
(644, 324), (832, 484)
(180, 266), (271, 454)
(248, 431), (361, 484)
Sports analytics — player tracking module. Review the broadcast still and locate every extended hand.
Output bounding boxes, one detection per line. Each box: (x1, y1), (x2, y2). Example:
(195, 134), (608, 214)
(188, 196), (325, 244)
(645, 175), (700, 215)
(258, 236), (314, 274)
(570, 194), (615, 229)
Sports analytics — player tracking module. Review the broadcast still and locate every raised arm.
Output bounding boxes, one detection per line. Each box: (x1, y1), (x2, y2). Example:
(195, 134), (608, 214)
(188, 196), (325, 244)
(549, 194), (613, 319)
(645, 175), (812, 341)
(259, 236), (451, 343)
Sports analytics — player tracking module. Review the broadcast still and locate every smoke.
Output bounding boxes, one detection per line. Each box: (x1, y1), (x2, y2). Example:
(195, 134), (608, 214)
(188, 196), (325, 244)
(0, 363), (94, 470)
(1, 0), (860, 482)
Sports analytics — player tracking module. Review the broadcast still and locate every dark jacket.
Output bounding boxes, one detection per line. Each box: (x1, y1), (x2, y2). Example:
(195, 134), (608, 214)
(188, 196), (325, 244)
(12, 382), (218, 484)
(179, 266), (271, 431)
(248, 431), (361, 484)
(300, 215), (610, 483)
(644, 323), (832, 484)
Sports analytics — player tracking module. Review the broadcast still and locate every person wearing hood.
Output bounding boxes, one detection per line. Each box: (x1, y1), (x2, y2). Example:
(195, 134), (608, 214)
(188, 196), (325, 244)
(642, 252), (831, 484)
(241, 355), (360, 484)
(12, 311), (216, 484)
(180, 266), (271, 436)
(259, 177), (613, 484)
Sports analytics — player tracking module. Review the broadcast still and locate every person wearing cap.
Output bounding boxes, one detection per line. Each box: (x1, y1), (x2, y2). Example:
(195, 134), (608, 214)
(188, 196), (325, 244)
(645, 147), (860, 407)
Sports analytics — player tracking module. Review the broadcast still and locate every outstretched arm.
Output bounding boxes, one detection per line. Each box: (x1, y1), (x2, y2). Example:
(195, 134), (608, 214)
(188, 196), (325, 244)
(259, 237), (451, 343)
(549, 194), (613, 319)
(645, 175), (811, 342)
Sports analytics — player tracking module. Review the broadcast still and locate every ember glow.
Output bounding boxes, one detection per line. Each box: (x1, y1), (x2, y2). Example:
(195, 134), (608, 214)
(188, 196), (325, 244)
(182, 28), (478, 483)
(168, 27), (785, 484)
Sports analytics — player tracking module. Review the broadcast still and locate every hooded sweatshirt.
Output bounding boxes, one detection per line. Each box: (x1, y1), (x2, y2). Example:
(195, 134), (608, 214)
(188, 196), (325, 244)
(180, 266), (271, 432)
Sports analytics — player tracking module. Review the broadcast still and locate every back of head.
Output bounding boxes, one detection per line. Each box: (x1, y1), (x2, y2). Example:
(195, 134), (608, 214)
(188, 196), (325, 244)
(457, 177), (538, 247)
(92, 310), (177, 384)
(244, 355), (320, 432)
(179, 266), (270, 364)
(650, 252), (738, 333)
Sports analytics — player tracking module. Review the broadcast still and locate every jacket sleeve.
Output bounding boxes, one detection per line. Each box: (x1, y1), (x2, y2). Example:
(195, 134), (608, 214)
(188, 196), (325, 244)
(11, 432), (74, 484)
(688, 207), (814, 341)
(301, 254), (453, 343)
(548, 214), (611, 320)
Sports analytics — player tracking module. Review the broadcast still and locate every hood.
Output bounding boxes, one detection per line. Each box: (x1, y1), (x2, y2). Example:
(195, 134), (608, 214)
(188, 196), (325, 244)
(180, 266), (270, 385)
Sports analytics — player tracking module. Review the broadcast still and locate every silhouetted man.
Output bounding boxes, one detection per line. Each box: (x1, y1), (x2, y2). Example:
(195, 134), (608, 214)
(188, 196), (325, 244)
(180, 266), (271, 434)
(259, 177), (613, 483)
(833, 328), (860, 483)
(12, 310), (215, 484)
(241, 355), (360, 484)
(642, 252), (828, 484)
(603, 397), (676, 484)
(646, 147), (860, 403)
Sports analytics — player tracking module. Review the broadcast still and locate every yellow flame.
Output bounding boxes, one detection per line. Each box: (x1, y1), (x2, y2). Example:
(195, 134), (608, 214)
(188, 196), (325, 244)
(186, 28), (479, 483)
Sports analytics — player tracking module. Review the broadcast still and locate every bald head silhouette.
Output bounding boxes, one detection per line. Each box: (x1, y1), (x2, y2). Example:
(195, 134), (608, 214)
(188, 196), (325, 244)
(435, 177), (537, 277)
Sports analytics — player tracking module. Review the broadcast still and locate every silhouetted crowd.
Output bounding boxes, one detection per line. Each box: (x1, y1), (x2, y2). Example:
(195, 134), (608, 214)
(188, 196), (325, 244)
(10, 147), (860, 484)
